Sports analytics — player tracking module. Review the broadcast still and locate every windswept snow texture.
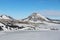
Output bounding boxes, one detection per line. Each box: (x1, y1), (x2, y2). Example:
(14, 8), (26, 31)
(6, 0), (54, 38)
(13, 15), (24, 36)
(0, 31), (60, 40)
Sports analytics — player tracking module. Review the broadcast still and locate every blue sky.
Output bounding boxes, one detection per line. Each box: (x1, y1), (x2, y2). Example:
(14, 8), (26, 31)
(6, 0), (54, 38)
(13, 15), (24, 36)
(0, 0), (60, 19)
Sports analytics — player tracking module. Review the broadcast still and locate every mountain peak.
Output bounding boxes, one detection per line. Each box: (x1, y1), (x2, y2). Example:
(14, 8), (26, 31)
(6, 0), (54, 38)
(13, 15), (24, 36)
(0, 15), (14, 20)
(31, 13), (49, 21)
(32, 13), (38, 15)
(31, 13), (43, 17)
(23, 13), (49, 22)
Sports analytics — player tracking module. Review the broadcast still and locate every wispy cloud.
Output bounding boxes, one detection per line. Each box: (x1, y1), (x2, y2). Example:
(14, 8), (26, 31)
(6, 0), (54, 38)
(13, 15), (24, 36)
(39, 10), (60, 16)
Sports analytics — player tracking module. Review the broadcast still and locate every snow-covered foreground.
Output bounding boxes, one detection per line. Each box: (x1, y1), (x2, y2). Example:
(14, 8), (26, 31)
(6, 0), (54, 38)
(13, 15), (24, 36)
(0, 31), (60, 40)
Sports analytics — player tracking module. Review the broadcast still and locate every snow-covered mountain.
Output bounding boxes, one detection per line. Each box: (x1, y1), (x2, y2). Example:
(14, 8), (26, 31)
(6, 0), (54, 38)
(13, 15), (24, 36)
(0, 13), (60, 31)
(22, 13), (49, 23)
(0, 15), (14, 20)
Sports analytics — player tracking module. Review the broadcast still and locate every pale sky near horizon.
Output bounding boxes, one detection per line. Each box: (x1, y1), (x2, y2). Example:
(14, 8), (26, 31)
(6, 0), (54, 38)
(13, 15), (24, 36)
(0, 0), (60, 19)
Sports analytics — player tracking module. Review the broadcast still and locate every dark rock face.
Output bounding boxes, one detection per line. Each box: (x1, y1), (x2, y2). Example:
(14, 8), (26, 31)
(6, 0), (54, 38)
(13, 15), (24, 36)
(9, 25), (19, 28)
(9, 25), (25, 29)
(0, 26), (3, 31)
(18, 26), (25, 29)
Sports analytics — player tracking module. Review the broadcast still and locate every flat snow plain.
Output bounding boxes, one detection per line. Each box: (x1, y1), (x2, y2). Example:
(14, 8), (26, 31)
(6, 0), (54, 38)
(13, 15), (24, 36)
(0, 30), (60, 40)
